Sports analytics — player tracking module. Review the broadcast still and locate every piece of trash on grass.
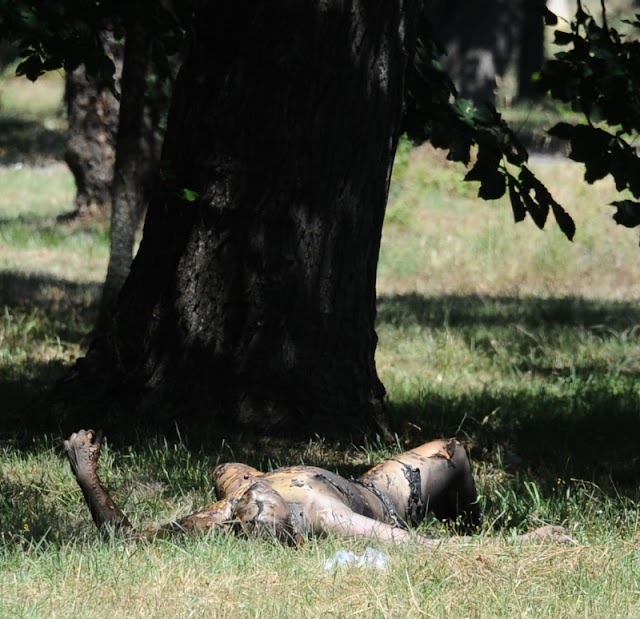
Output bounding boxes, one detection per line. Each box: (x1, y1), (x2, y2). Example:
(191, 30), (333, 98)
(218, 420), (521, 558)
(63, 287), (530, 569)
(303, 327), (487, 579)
(324, 547), (391, 572)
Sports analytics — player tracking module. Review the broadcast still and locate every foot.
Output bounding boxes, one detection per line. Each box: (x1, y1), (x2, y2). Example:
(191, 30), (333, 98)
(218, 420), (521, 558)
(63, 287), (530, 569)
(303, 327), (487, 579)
(63, 429), (103, 481)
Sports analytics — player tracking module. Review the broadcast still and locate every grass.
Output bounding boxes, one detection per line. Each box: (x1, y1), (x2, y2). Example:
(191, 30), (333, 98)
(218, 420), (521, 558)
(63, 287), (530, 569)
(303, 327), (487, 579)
(1, 77), (640, 617)
(1, 436), (639, 618)
(0, 71), (66, 165)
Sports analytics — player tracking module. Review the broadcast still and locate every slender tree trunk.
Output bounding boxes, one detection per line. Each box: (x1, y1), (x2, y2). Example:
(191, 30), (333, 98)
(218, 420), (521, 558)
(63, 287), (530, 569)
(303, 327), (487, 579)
(62, 32), (121, 221)
(517, 0), (545, 101)
(98, 18), (157, 329)
(67, 0), (416, 439)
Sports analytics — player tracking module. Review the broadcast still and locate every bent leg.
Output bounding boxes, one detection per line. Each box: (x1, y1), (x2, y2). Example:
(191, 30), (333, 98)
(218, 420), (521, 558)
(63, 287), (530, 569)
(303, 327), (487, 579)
(360, 439), (483, 530)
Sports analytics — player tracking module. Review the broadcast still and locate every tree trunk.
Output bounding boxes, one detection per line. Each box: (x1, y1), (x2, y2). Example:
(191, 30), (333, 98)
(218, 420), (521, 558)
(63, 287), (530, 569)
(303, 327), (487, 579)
(517, 0), (545, 101)
(71, 0), (415, 439)
(62, 32), (121, 221)
(98, 17), (156, 330)
(430, 0), (522, 105)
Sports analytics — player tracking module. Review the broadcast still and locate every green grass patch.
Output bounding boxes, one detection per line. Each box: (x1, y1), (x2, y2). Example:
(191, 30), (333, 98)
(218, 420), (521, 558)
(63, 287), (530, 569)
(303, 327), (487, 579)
(0, 165), (75, 217)
(0, 437), (638, 618)
(0, 72), (66, 164)
(1, 78), (640, 618)
(0, 165), (109, 282)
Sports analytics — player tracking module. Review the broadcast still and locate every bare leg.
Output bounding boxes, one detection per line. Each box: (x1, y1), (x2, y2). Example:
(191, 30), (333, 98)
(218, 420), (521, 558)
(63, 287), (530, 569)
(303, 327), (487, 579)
(311, 505), (440, 545)
(314, 505), (571, 545)
(359, 439), (483, 529)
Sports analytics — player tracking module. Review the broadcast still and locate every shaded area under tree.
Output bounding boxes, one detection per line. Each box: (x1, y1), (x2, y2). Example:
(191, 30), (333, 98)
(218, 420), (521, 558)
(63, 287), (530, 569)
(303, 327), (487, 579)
(2, 275), (639, 493)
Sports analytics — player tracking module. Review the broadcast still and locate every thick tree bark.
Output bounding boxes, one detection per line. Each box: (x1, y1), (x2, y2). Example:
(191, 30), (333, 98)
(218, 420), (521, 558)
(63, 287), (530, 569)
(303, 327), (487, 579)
(62, 32), (121, 220)
(69, 0), (416, 438)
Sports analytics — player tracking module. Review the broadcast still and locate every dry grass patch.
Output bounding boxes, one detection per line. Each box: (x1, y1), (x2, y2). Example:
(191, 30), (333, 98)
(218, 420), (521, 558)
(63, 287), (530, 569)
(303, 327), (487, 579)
(380, 143), (640, 299)
(2, 535), (639, 618)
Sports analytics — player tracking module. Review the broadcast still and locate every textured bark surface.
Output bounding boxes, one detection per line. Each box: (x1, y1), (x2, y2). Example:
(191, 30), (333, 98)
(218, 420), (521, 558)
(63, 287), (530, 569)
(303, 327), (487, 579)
(63, 32), (121, 220)
(73, 1), (415, 438)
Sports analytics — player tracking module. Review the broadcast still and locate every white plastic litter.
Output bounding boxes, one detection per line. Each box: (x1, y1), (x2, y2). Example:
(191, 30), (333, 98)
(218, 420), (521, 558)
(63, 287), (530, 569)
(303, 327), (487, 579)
(323, 547), (391, 572)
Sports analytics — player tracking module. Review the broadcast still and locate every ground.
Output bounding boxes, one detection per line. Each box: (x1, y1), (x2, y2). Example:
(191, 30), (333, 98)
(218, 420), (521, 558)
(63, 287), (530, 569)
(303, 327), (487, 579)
(0, 70), (639, 618)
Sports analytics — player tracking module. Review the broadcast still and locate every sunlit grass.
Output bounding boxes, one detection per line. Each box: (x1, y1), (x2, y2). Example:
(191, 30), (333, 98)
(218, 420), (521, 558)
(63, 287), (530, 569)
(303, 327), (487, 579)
(0, 165), (109, 282)
(1, 437), (638, 618)
(0, 71), (65, 120)
(381, 141), (640, 299)
(1, 79), (640, 618)
(0, 164), (75, 217)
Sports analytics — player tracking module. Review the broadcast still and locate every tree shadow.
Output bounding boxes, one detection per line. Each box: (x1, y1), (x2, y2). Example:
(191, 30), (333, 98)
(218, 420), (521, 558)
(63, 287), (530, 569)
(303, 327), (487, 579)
(0, 271), (100, 442)
(0, 476), (76, 547)
(2, 287), (640, 498)
(377, 292), (640, 496)
(387, 386), (640, 493)
(0, 117), (66, 164)
(0, 269), (102, 310)
(377, 292), (640, 331)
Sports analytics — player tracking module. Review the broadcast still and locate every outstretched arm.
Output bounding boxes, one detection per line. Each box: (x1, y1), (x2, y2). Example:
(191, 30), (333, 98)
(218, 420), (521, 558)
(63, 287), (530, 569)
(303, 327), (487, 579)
(64, 429), (133, 534)
(64, 429), (255, 538)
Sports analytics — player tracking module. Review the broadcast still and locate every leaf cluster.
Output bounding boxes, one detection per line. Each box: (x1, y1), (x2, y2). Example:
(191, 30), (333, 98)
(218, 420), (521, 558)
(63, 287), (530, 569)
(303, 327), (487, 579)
(403, 16), (575, 240)
(537, 1), (640, 229)
(0, 0), (187, 91)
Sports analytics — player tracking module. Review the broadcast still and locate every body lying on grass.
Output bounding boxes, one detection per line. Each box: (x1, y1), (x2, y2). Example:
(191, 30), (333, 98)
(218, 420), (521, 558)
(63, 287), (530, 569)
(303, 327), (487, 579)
(64, 429), (569, 545)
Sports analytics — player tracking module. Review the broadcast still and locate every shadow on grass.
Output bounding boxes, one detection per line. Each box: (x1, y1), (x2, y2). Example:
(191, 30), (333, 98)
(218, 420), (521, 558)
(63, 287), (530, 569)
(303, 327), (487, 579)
(377, 292), (640, 331)
(387, 384), (640, 495)
(0, 269), (102, 310)
(1, 289), (639, 494)
(0, 116), (65, 164)
(0, 477), (73, 546)
(0, 270), (100, 441)
(379, 293), (640, 495)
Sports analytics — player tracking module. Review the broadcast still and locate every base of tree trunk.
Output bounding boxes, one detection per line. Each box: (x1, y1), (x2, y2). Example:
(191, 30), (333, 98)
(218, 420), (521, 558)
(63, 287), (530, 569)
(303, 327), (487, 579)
(54, 0), (412, 443)
(56, 204), (112, 224)
(50, 348), (393, 443)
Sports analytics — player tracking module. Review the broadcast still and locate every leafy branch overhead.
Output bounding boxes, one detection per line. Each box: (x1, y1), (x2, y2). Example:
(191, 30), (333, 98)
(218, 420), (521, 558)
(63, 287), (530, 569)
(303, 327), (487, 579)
(403, 18), (575, 241)
(537, 1), (640, 229)
(0, 0), (186, 89)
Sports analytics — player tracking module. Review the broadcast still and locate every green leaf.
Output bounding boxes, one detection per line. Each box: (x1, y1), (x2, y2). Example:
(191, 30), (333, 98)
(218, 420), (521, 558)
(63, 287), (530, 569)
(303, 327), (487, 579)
(583, 156), (610, 184)
(180, 188), (199, 202)
(542, 7), (558, 26)
(612, 200), (640, 228)
(523, 192), (549, 230)
(554, 30), (576, 46)
(547, 122), (575, 140)
(519, 166), (575, 239)
(478, 172), (506, 200)
(550, 202), (576, 240)
(507, 177), (526, 223)
(15, 54), (44, 81)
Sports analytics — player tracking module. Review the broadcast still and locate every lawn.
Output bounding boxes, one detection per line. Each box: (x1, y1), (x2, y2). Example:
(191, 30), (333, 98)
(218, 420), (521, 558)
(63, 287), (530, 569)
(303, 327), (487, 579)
(1, 73), (639, 618)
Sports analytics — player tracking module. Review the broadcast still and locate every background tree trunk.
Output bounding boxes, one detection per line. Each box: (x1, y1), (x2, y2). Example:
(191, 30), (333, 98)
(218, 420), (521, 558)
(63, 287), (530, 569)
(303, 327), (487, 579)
(62, 32), (121, 221)
(71, 0), (415, 439)
(430, 0), (522, 105)
(98, 17), (157, 330)
(517, 0), (546, 101)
